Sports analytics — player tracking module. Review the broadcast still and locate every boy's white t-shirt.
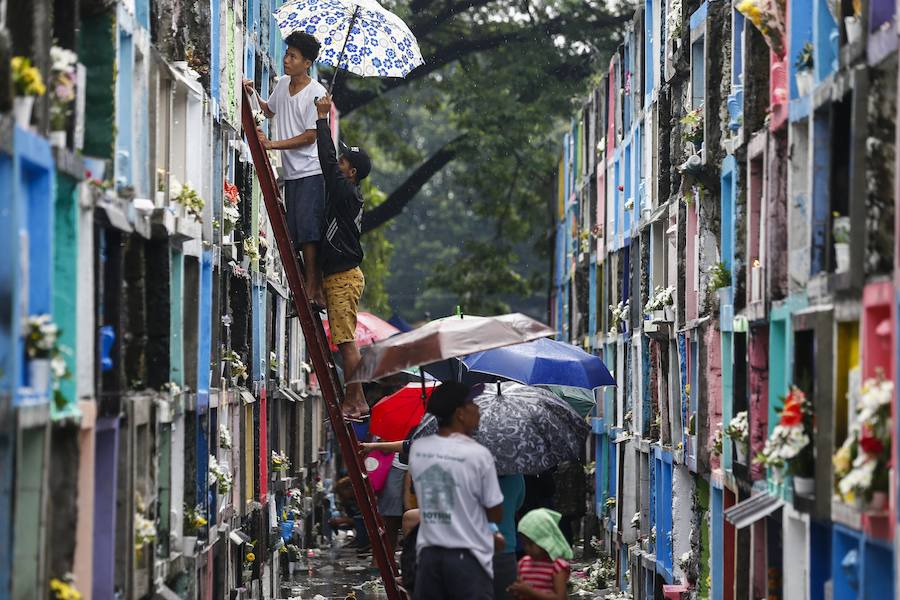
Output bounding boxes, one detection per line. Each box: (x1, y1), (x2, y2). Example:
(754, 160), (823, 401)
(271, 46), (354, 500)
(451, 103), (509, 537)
(409, 433), (504, 577)
(266, 76), (327, 180)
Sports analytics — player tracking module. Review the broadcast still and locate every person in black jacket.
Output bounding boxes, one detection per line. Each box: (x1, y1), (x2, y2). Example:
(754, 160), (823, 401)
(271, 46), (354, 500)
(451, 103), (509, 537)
(314, 94), (370, 417)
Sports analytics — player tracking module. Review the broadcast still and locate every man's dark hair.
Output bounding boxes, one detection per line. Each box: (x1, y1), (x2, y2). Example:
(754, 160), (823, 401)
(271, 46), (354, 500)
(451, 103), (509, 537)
(285, 31), (320, 62)
(427, 382), (473, 427)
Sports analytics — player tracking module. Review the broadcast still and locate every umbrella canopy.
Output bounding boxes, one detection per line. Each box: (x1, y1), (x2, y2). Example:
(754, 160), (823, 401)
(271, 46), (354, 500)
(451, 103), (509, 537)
(388, 312), (413, 332)
(370, 381), (437, 441)
(322, 311), (400, 352)
(274, 0), (424, 87)
(462, 337), (615, 389)
(348, 313), (556, 383)
(539, 384), (596, 418)
(412, 382), (589, 475)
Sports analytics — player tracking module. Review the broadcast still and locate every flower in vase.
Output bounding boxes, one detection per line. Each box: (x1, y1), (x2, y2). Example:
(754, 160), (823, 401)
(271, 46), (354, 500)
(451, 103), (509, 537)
(26, 314), (59, 358)
(223, 204), (240, 235)
(780, 401), (803, 427)
(11, 56), (46, 96)
(223, 181), (240, 205)
(726, 410), (749, 443)
(49, 575), (82, 600)
(219, 424), (233, 449)
(271, 450), (291, 472)
(859, 425), (884, 455)
(134, 512), (157, 550)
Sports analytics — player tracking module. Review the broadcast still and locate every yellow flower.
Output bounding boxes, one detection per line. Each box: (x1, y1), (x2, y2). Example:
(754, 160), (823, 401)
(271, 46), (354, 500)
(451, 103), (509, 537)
(833, 445), (851, 475)
(11, 57), (46, 96)
(245, 552), (255, 562)
(50, 578), (82, 600)
(736, 0), (763, 25)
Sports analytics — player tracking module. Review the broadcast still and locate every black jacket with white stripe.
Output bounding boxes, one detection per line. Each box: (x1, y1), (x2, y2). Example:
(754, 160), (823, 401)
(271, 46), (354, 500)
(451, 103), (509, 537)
(316, 118), (364, 276)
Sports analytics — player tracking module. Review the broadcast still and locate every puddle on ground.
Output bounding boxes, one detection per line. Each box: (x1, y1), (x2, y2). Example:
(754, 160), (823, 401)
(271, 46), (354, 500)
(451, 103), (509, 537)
(282, 545), (391, 599)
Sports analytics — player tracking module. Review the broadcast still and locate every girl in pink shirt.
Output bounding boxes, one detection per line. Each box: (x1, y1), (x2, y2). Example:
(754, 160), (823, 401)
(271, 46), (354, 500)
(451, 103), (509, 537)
(507, 509), (571, 600)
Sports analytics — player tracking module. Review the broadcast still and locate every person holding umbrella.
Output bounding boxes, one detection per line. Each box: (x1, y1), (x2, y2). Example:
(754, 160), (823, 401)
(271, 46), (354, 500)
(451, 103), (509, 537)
(313, 93), (370, 418)
(244, 31), (328, 309)
(408, 383), (505, 600)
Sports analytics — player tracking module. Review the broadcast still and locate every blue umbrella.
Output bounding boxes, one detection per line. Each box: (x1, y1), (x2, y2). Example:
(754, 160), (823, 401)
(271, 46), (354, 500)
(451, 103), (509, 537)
(388, 312), (413, 332)
(461, 338), (615, 389)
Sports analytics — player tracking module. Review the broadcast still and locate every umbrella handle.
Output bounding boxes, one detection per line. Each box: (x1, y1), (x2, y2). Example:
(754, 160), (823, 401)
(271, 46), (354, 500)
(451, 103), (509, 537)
(328, 4), (361, 94)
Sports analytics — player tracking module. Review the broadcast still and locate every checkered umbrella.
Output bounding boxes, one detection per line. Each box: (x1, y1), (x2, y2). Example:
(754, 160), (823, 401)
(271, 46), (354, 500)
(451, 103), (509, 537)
(274, 0), (424, 90)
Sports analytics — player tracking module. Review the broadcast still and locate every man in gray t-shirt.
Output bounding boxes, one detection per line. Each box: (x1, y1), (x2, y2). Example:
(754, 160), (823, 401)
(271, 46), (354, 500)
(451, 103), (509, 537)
(409, 383), (504, 600)
(244, 31), (328, 309)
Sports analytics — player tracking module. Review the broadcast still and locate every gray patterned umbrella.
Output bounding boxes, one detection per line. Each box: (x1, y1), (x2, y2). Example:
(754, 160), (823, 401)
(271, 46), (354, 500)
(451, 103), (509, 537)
(411, 382), (590, 475)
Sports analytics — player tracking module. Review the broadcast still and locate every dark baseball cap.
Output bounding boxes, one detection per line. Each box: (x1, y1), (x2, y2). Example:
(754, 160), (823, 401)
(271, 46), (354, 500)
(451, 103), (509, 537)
(339, 141), (372, 181)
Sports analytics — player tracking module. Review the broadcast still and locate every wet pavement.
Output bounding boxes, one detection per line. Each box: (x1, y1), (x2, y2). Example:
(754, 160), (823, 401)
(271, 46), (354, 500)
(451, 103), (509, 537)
(281, 536), (392, 599)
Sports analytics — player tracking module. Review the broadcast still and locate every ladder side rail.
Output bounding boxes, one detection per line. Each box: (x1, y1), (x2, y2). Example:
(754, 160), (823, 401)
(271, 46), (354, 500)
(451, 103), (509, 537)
(239, 89), (403, 599)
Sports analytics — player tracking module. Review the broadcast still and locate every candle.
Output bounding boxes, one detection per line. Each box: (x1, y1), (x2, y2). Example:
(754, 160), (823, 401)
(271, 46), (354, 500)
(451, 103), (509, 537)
(751, 261), (761, 301)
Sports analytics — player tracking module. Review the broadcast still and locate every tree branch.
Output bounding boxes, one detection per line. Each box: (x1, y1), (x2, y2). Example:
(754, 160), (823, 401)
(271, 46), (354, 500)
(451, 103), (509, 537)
(361, 135), (468, 233)
(333, 11), (629, 115)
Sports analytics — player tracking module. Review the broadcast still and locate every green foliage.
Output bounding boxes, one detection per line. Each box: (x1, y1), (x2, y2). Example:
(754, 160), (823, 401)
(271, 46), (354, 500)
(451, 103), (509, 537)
(680, 107), (704, 146)
(425, 240), (539, 316)
(708, 262), (731, 292)
(332, 0), (625, 319)
(359, 178), (394, 316)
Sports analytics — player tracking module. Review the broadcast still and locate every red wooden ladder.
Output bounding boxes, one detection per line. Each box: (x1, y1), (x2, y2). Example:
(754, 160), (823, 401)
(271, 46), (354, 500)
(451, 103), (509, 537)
(240, 88), (405, 600)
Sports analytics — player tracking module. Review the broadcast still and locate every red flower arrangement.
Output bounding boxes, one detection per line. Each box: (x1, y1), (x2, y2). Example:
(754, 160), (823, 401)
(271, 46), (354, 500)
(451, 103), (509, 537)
(779, 387), (805, 427)
(224, 181), (239, 205)
(859, 425), (884, 455)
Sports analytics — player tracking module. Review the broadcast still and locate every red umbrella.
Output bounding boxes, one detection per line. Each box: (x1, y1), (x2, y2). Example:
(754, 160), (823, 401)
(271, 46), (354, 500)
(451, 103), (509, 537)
(322, 311), (400, 352)
(370, 382), (437, 441)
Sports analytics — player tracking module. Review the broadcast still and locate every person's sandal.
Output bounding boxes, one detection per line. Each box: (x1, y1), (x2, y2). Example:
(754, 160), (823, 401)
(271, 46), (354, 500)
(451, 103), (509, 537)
(342, 413), (369, 423)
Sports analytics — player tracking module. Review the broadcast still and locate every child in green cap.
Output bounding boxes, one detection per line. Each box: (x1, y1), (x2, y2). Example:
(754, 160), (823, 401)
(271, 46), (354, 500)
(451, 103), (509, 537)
(507, 508), (572, 600)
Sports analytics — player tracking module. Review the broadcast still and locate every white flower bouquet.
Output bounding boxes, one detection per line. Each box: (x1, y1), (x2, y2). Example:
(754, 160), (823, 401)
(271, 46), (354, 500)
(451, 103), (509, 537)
(219, 424), (233, 449)
(609, 300), (630, 335)
(209, 455), (233, 493)
(134, 512), (156, 551)
(271, 450), (291, 472)
(644, 285), (675, 316)
(834, 375), (892, 506)
(726, 411), (749, 443)
(26, 314), (59, 358)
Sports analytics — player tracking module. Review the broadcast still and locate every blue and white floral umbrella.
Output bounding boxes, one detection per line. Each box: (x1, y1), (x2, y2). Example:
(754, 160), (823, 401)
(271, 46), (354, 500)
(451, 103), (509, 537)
(274, 0), (424, 89)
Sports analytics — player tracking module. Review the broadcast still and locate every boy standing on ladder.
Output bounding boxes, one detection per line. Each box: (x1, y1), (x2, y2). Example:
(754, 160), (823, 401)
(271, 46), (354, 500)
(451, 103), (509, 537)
(245, 31), (328, 309)
(314, 93), (370, 418)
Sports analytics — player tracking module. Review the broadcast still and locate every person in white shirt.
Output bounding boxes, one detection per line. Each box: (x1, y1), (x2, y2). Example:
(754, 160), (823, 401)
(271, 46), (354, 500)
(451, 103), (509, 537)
(244, 31), (328, 309)
(409, 383), (504, 599)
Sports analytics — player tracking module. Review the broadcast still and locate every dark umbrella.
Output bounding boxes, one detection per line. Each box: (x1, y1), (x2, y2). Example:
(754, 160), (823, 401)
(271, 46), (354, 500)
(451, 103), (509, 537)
(348, 313), (556, 383)
(461, 338), (615, 389)
(411, 382), (590, 475)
